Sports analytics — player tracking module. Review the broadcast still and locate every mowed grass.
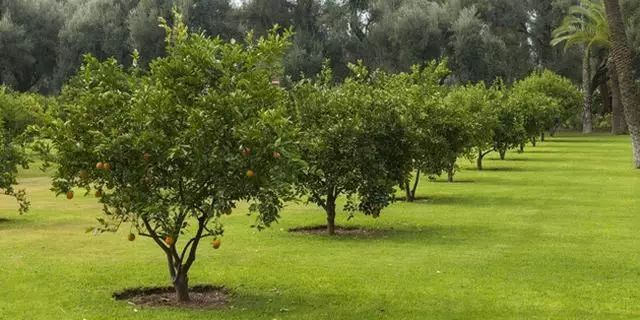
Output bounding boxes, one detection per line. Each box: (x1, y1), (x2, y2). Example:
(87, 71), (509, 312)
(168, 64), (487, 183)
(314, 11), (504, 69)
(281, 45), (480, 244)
(2, 133), (640, 319)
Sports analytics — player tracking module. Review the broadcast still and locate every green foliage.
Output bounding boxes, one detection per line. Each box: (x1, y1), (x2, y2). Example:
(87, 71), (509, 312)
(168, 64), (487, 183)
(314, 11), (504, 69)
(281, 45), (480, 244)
(39, 12), (300, 299)
(0, 87), (43, 214)
(511, 70), (582, 128)
(290, 61), (412, 231)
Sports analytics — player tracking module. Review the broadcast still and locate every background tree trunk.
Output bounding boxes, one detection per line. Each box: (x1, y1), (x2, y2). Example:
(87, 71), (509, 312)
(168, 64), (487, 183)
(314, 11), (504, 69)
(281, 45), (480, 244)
(609, 58), (627, 134)
(604, 0), (640, 168)
(477, 150), (484, 171)
(326, 191), (337, 235)
(582, 48), (593, 134)
(499, 148), (506, 160)
(540, 132), (545, 142)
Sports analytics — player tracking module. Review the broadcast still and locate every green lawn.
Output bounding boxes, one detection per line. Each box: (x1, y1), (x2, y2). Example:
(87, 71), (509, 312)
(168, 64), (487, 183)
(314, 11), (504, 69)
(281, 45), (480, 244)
(2, 133), (640, 319)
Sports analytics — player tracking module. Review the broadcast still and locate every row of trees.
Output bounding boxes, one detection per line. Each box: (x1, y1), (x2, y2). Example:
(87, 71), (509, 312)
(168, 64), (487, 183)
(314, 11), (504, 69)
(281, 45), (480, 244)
(2, 13), (582, 302)
(2, 0), (639, 95)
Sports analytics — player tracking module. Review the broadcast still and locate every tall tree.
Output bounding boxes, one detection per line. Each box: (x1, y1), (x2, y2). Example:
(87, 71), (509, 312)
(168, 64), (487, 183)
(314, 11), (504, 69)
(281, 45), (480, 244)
(603, 0), (640, 167)
(552, 0), (610, 133)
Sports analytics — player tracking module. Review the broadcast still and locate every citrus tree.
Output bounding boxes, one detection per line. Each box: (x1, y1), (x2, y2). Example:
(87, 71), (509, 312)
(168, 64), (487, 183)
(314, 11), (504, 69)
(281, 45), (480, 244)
(511, 70), (582, 140)
(39, 14), (300, 302)
(0, 87), (43, 214)
(444, 83), (497, 171)
(290, 63), (412, 235)
(389, 61), (472, 198)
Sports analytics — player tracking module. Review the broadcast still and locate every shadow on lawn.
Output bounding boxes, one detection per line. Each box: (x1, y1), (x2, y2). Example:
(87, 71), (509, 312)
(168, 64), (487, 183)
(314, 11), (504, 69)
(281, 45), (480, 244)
(286, 222), (496, 245)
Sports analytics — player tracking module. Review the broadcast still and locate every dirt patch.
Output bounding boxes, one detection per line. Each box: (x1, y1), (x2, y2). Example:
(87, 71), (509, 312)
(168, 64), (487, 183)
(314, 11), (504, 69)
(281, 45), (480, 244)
(113, 285), (230, 309)
(289, 225), (383, 236)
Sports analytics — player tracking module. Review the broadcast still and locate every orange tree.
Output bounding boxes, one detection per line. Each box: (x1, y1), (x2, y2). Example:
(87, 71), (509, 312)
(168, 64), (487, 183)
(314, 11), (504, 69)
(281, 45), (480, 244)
(290, 63), (412, 235)
(0, 87), (43, 214)
(38, 15), (300, 302)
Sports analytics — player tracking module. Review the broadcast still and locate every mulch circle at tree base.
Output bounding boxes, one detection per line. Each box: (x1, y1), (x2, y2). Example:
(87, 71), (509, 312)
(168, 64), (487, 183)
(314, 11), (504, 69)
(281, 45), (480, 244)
(113, 285), (230, 309)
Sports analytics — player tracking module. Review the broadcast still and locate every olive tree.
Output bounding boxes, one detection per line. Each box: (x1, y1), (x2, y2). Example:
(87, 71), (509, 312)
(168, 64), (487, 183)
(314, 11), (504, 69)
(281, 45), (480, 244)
(40, 14), (300, 302)
(290, 63), (412, 235)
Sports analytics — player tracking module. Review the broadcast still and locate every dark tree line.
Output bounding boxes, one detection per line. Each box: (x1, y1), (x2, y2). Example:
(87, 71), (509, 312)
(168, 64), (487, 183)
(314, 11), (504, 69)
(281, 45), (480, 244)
(0, 0), (639, 94)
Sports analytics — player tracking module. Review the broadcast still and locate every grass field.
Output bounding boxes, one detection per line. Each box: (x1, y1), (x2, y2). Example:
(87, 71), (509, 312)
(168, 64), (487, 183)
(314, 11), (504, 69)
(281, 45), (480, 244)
(2, 133), (640, 319)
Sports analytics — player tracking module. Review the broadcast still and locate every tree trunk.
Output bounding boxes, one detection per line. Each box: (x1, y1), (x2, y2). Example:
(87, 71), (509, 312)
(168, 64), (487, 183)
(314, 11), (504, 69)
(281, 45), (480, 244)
(173, 272), (190, 302)
(519, 143), (525, 153)
(531, 136), (537, 147)
(540, 132), (545, 142)
(609, 57), (627, 134)
(477, 150), (484, 171)
(604, 0), (640, 167)
(447, 163), (455, 183)
(499, 148), (506, 160)
(404, 181), (414, 202)
(410, 169), (420, 201)
(326, 191), (337, 235)
(601, 79), (612, 116)
(582, 48), (593, 134)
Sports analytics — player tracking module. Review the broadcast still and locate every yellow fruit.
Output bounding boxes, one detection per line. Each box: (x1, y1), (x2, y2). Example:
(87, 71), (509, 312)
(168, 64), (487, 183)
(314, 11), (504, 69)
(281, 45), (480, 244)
(246, 169), (255, 177)
(212, 239), (221, 249)
(128, 233), (136, 241)
(66, 191), (74, 200)
(96, 162), (104, 170)
(103, 162), (112, 171)
(164, 236), (174, 246)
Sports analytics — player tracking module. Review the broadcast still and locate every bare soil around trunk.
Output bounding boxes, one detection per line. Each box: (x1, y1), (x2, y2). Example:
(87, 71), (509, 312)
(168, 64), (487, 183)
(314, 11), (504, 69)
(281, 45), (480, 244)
(289, 225), (383, 236)
(113, 285), (230, 309)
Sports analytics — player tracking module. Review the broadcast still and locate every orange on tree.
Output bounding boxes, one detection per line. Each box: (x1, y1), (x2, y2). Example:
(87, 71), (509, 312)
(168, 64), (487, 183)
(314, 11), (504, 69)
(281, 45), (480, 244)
(95, 162), (104, 170)
(212, 239), (221, 249)
(128, 233), (136, 241)
(103, 162), (112, 171)
(66, 191), (74, 200)
(241, 147), (251, 157)
(272, 151), (281, 159)
(164, 236), (175, 246)
(246, 169), (255, 177)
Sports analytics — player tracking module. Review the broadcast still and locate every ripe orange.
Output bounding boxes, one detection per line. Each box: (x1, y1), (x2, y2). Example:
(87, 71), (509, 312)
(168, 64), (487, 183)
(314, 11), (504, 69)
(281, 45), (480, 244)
(96, 162), (104, 170)
(246, 169), (255, 177)
(212, 239), (221, 249)
(164, 236), (175, 246)
(128, 233), (136, 241)
(66, 191), (74, 200)
(103, 162), (112, 171)
(272, 151), (281, 159)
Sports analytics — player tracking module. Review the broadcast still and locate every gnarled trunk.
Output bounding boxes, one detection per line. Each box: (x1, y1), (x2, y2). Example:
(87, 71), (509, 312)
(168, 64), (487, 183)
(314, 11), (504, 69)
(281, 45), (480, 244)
(604, 0), (640, 167)
(404, 170), (420, 202)
(582, 48), (593, 134)
(608, 57), (627, 134)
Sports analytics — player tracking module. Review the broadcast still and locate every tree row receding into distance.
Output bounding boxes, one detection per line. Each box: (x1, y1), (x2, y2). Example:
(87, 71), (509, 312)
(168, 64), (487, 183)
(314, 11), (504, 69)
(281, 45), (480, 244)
(0, 10), (587, 302)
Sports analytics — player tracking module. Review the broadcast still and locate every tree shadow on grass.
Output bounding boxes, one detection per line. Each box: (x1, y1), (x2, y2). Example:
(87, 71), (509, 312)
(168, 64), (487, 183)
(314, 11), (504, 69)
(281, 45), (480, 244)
(286, 223), (498, 246)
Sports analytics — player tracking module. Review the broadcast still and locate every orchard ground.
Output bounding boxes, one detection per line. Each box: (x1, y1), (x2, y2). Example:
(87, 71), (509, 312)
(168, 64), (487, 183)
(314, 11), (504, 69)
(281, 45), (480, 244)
(2, 133), (640, 319)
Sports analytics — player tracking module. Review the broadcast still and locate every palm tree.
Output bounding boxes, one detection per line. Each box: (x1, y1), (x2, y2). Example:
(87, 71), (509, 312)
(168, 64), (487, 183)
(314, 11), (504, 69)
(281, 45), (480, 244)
(603, 0), (640, 168)
(552, 0), (610, 134)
